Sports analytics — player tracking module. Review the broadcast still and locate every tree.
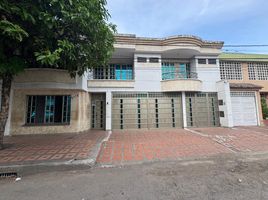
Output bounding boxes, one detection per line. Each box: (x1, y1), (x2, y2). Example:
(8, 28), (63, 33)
(261, 97), (268, 119)
(0, 0), (116, 149)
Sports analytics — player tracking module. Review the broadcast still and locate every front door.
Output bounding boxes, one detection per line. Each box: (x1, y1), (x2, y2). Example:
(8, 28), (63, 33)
(91, 93), (106, 129)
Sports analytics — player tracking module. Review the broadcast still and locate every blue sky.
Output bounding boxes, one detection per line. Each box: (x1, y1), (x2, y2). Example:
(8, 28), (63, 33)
(107, 0), (268, 53)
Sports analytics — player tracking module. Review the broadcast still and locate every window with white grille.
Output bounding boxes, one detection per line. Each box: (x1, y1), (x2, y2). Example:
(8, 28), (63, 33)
(219, 62), (243, 80)
(248, 63), (268, 80)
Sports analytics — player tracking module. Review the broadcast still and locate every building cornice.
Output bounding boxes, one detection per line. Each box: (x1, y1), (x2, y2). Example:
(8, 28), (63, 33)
(115, 34), (224, 49)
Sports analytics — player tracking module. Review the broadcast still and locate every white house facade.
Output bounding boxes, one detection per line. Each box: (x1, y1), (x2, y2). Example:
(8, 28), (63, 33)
(2, 34), (266, 136)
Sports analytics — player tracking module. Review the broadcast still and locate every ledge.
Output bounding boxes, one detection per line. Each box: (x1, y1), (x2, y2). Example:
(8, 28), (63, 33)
(161, 79), (202, 92)
(88, 80), (135, 88)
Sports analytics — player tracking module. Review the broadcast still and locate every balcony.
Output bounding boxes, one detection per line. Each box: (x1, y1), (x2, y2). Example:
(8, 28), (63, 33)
(87, 64), (135, 88)
(161, 71), (202, 92)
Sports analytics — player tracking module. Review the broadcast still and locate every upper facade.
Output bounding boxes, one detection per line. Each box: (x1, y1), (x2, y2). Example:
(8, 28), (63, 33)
(88, 34), (224, 93)
(219, 53), (268, 92)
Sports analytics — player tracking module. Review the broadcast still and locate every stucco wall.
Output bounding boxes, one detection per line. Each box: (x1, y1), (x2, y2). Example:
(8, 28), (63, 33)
(88, 80), (135, 88)
(14, 68), (76, 84)
(195, 57), (221, 92)
(161, 79), (202, 92)
(9, 89), (91, 135)
(133, 54), (162, 91)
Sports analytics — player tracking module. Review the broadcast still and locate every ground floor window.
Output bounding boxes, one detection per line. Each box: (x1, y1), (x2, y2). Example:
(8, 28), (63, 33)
(26, 95), (71, 125)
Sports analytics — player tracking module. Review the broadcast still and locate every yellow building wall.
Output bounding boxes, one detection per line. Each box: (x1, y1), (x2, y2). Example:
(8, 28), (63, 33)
(10, 89), (91, 135)
(14, 68), (76, 84)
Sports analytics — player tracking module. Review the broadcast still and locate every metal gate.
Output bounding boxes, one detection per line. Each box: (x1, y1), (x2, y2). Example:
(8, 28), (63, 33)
(186, 92), (219, 127)
(91, 93), (106, 129)
(112, 92), (183, 129)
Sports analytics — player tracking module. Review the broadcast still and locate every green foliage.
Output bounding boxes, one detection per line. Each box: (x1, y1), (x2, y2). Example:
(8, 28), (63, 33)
(0, 0), (116, 77)
(0, 20), (29, 41)
(261, 97), (268, 119)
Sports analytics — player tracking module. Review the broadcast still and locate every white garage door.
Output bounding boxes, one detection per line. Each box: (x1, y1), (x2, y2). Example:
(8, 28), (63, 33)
(231, 92), (258, 126)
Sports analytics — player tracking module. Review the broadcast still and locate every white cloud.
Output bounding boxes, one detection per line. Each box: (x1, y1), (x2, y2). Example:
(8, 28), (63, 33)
(106, 0), (267, 37)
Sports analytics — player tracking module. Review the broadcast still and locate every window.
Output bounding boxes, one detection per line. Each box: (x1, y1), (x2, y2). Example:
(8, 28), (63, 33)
(248, 63), (268, 80)
(137, 57), (147, 63)
(198, 59), (207, 64)
(208, 59), (217, 64)
(162, 62), (175, 80)
(93, 64), (133, 80)
(162, 62), (191, 80)
(26, 95), (71, 125)
(219, 62), (243, 80)
(149, 57), (159, 63)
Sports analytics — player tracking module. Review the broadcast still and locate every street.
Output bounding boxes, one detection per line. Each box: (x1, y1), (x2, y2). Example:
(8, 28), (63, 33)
(1, 153), (268, 200)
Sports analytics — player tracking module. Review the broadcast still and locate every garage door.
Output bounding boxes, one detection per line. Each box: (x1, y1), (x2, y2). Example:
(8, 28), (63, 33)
(186, 92), (220, 127)
(231, 92), (258, 126)
(112, 92), (183, 129)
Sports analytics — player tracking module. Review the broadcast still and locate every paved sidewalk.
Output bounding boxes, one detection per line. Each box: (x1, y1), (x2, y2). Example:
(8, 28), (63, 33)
(191, 127), (268, 153)
(0, 130), (107, 166)
(96, 129), (230, 165)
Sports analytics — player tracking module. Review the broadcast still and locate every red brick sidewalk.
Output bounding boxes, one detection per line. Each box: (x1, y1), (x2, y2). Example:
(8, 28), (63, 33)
(191, 127), (268, 153)
(0, 130), (106, 166)
(96, 129), (230, 165)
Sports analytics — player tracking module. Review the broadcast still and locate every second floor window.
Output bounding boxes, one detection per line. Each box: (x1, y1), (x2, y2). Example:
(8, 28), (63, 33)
(162, 62), (191, 80)
(220, 61), (243, 80)
(248, 63), (268, 80)
(93, 64), (133, 80)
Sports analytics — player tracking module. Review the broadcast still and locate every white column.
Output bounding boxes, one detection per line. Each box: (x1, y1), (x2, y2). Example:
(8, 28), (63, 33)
(4, 87), (13, 136)
(182, 92), (187, 128)
(255, 91), (261, 126)
(105, 91), (112, 131)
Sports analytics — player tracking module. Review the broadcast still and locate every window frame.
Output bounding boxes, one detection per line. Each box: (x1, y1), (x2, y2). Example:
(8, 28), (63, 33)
(198, 59), (207, 64)
(25, 95), (71, 126)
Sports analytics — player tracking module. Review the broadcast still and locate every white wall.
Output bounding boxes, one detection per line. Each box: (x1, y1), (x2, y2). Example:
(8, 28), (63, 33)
(216, 80), (234, 127)
(133, 54), (162, 91)
(195, 57), (221, 92)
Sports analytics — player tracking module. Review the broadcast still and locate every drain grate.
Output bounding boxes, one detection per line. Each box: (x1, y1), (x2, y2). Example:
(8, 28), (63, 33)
(0, 172), (18, 179)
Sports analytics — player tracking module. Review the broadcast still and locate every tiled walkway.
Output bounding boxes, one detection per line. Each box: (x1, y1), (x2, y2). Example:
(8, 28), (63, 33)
(96, 129), (230, 165)
(191, 126), (268, 152)
(0, 131), (106, 166)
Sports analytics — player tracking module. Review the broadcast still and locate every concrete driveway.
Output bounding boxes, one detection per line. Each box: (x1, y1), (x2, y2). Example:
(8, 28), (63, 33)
(97, 126), (268, 165)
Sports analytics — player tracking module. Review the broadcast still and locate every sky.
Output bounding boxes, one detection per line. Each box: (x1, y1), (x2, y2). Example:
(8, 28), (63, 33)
(106, 0), (268, 54)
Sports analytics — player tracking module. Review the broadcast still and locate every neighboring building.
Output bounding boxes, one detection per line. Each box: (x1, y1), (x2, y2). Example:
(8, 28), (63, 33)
(1, 34), (267, 136)
(219, 53), (268, 126)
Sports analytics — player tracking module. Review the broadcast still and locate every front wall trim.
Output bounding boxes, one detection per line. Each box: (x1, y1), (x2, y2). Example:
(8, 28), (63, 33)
(161, 79), (202, 92)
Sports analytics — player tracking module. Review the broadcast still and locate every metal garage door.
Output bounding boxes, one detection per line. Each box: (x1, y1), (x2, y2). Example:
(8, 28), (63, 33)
(186, 93), (220, 127)
(112, 92), (183, 129)
(231, 92), (258, 126)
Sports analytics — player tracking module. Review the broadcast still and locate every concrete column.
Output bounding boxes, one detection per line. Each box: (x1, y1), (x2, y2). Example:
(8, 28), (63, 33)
(216, 80), (234, 127)
(181, 92), (187, 128)
(255, 91), (262, 126)
(105, 91), (112, 131)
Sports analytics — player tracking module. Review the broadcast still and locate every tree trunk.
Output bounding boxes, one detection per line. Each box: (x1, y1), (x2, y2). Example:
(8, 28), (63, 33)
(0, 74), (12, 150)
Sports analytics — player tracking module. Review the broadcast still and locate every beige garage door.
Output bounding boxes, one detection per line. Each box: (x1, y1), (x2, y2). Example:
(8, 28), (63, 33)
(186, 92), (220, 127)
(112, 92), (183, 129)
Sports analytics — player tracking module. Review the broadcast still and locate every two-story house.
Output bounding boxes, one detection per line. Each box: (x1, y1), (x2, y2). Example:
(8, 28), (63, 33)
(2, 34), (267, 136)
(87, 34), (225, 131)
(219, 53), (268, 126)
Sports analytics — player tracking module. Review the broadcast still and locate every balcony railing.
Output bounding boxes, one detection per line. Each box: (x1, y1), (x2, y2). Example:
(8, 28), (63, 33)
(162, 71), (198, 80)
(88, 64), (133, 80)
